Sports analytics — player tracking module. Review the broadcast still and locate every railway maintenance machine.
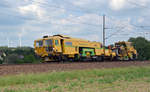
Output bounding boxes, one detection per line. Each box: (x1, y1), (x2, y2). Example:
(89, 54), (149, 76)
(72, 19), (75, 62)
(111, 41), (137, 60)
(34, 34), (105, 62)
(34, 35), (137, 62)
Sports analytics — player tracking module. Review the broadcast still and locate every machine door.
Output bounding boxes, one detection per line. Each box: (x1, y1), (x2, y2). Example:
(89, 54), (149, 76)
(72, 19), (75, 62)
(35, 40), (45, 55)
(60, 39), (65, 53)
(54, 39), (62, 52)
(45, 39), (53, 52)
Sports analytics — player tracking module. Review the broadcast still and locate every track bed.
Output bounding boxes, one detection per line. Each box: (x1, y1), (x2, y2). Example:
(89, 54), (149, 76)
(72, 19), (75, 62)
(0, 61), (150, 76)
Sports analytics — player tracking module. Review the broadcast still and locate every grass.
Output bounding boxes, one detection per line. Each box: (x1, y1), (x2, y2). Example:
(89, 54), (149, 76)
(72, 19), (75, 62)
(1, 66), (150, 92)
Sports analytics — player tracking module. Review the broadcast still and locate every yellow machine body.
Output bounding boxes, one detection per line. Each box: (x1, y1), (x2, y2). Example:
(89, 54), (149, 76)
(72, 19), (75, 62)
(112, 41), (137, 60)
(34, 35), (104, 61)
(104, 49), (116, 60)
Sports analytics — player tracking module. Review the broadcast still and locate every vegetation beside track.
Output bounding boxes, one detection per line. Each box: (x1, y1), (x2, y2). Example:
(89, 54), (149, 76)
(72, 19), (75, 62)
(0, 47), (41, 64)
(1, 66), (150, 92)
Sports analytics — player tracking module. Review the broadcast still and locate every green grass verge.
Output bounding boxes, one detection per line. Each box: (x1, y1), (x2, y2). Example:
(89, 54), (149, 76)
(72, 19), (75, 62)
(1, 66), (150, 92)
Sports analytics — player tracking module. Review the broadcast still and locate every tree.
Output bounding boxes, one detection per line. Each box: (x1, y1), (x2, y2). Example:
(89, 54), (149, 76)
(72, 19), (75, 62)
(128, 37), (150, 60)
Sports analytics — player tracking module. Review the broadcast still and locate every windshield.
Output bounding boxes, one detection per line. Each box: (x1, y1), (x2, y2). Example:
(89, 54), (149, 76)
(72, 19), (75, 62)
(45, 39), (53, 46)
(36, 41), (43, 47)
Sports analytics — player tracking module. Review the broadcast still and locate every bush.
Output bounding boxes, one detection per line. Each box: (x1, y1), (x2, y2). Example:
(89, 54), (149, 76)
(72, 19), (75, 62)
(23, 54), (37, 63)
(4, 54), (22, 64)
(3, 54), (41, 64)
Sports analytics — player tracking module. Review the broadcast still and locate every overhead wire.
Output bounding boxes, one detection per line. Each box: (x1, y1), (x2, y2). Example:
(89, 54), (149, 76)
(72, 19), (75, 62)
(104, 16), (131, 40)
(105, 26), (126, 40)
(126, 0), (150, 30)
(105, 15), (150, 40)
(130, 23), (150, 30)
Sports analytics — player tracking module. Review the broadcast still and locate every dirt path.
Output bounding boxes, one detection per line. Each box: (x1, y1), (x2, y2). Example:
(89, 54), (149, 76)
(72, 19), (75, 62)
(0, 61), (150, 76)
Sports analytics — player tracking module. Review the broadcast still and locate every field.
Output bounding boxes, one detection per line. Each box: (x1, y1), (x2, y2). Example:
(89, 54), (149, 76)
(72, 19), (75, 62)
(0, 61), (150, 92)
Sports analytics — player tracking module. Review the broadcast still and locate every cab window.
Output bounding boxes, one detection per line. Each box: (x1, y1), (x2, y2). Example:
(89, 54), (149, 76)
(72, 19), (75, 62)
(45, 40), (53, 46)
(36, 41), (43, 47)
(55, 40), (59, 45)
(66, 42), (72, 46)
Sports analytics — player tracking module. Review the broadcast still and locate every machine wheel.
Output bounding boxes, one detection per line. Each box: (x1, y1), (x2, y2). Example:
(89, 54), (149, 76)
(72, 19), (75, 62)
(58, 55), (65, 63)
(114, 56), (121, 61)
(44, 57), (50, 62)
(62, 55), (68, 62)
(74, 54), (80, 61)
(110, 55), (114, 61)
(92, 56), (97, 61)
(123, 56), (129, 61)
(132, 54), (137, 61)
(96, 56), (104, 62)
(129, 53), (134, 61)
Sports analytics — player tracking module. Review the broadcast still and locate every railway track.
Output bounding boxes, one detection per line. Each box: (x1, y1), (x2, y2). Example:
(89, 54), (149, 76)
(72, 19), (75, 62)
(0, 61), (149, 76)
(0, 60), (141, 66)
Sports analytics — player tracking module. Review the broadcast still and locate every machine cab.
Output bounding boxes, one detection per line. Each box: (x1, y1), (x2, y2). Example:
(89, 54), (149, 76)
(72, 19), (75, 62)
(43, 38), (62, 53)
(34, 39), (46, 56)
(34, 35), (63, 57)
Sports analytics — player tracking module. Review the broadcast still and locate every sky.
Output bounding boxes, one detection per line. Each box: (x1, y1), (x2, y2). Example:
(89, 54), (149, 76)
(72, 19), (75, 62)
(0, 0), (150, 47)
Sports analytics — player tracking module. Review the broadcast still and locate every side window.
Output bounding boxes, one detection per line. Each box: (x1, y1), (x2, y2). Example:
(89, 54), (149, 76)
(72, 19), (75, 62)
(36, 41), (43, 47)
(65, 42), (72, 46)
(55, 40), (59, 45)
(45, 40), (52, 46)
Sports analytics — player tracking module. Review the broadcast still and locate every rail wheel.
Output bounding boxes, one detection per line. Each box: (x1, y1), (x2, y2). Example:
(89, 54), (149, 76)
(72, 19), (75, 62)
(44, 57), (50, 62)
(129, 53), (135, 61)
(132, 53), (137, 61)
(74, 54), (80, 61)
(96, 56), (104, 62)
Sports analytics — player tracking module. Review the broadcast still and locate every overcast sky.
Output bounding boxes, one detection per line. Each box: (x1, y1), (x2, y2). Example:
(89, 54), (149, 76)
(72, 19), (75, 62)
(0, 0), (150, 47)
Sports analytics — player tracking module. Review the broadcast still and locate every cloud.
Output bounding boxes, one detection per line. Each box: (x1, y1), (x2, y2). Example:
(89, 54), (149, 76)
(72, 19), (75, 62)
(72, 0), (91, 6)
(72, 0), (104, 6)
(128, 0), (149, 7)
(0, 0), (9, 8)
(59, 14), (100, 26)
(137, 17), (144, 23)
(18, 2), (46, 19)
(69, 0), (106, 12)
(109, 0), (150, 11)
(109, 0), (126, 11)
